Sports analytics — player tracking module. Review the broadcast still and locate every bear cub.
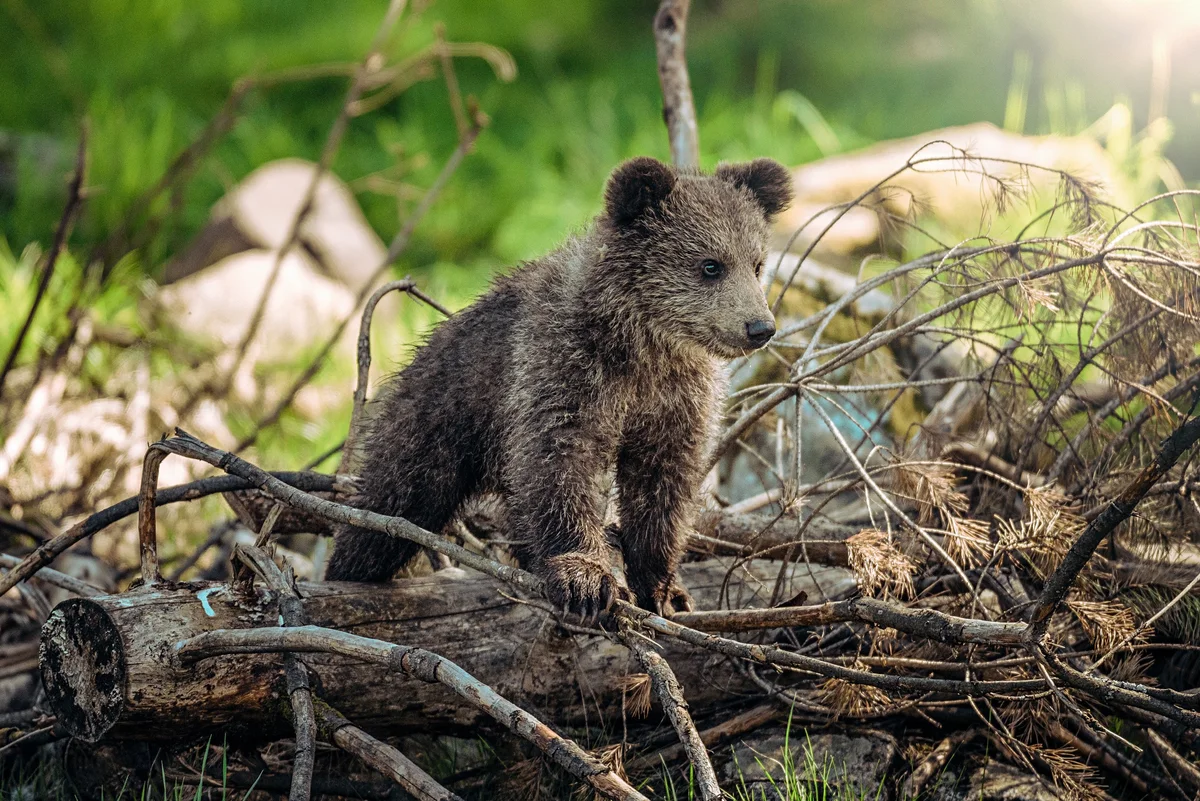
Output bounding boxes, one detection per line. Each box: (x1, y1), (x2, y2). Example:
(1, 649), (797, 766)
(326, 155), (793, 617)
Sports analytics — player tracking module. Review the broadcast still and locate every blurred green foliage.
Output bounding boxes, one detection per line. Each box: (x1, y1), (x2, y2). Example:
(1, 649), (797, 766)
(1, 0), (1197, 481)
(2, 0), (1198, 279)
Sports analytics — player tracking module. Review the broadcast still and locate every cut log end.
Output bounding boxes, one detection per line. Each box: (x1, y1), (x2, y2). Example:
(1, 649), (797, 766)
(41, 598), (126, 743)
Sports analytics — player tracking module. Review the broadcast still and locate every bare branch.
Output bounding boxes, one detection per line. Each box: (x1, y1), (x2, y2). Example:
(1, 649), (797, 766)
(342, 278), (451, 471)
(135, 444), (168, 587)
(1027, 414), (1200, 641)
(654, 0), (699, 169)
(234, 119), (484, 453)
(317, 702), (464, 801)
(178, 625), (648, 801)
(0, 553), (104, 598)
(618, 624), (719, 800)
(0, 125), (87, 400)
(0, 471), (334, 597)
(234, 545), (317, 801)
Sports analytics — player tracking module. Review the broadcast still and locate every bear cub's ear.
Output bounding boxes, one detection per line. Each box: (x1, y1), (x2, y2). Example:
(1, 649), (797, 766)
(605, 157), (677, 226)
(715, 158), (793, 219)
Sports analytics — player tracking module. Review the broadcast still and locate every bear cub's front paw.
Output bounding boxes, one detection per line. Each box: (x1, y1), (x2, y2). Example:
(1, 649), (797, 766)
(543, 552), (632, 621)
(635, 577), (694, 617)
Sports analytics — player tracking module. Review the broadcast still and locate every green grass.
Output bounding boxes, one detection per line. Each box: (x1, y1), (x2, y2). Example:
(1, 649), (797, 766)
(655, 709), (898, 801)
(0, 737), (261, 801)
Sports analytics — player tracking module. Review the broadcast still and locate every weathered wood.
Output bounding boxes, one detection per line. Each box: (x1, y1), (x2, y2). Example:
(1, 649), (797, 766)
(40, 558), (854, 743)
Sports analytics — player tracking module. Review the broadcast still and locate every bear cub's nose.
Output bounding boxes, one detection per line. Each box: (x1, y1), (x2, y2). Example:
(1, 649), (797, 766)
(745, 319), (776, 348)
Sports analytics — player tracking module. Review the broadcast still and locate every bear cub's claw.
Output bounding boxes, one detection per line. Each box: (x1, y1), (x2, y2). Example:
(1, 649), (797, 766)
(543, 552), (632, 622)
(635, 578), (695, 617)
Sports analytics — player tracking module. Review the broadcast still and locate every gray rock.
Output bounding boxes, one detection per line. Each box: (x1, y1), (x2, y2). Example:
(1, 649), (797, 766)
(967, 762), (1061, 801)
(720, 728), (896, 800)
(163, 158), (387, 292)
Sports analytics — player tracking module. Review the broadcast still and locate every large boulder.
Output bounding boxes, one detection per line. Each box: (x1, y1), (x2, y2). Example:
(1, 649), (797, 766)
(163, 158), (386, 292)
(774, 122), (1119, 262)
(155, 249), (355, 358)
(719, 728), (897, 800)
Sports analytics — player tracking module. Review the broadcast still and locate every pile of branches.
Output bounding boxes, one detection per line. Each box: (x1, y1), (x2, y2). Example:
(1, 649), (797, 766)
(4, 1), (1200, 800)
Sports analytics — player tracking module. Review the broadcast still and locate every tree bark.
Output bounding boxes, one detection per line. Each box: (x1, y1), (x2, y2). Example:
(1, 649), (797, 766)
(40, 558), (854, 743)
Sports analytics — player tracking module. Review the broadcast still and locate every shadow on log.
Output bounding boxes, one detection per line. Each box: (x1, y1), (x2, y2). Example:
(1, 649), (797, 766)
(40, 558), (855, 743)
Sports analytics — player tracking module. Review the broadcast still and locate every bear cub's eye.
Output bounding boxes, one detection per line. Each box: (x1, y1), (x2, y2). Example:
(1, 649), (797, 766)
(755, 262), (764, 279)
(700, 259), (725, 280)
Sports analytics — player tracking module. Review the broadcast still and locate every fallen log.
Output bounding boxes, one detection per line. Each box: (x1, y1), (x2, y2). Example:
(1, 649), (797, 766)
(40, 558), (855, 743)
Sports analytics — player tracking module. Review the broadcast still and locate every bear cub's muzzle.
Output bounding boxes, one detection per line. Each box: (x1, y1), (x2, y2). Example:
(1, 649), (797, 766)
(744, 318), (776, 348)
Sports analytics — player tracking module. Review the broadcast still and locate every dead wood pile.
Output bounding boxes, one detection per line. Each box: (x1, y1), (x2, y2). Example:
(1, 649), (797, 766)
(5, 1), (1200, 800)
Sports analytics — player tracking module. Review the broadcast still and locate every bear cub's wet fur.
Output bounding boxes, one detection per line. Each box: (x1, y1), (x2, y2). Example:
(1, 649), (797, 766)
(326, 156), (793, 616)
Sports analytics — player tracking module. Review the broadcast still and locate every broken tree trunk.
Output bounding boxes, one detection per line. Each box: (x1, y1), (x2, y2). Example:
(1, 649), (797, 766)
(40, 557), (855, 743)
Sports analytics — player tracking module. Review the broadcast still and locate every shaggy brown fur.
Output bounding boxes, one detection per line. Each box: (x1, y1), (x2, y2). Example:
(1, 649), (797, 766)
(326, 156), (792, 616)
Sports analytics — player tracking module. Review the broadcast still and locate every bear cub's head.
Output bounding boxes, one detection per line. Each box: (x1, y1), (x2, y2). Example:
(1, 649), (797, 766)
(601, 156), (792, 358)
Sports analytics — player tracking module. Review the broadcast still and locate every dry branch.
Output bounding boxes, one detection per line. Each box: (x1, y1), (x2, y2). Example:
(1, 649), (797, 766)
(318, 702), (463, 801)
(627, 704), (779, 774)
(0, 127), (87, 399)
(224, 0), (409, 384)
(1028, 413), (1200, 640)
(618, 624), (719, 800)
(653, 0), (699, 169)
(0, 471), (334, 597)
(674, 596), (1024, 644)
(177, 625), (648, 801)
(0, 553), (103, 598)
(234, 545), (316, 801)
(135, 445), (168, 587)
(342, 278), (451, 469)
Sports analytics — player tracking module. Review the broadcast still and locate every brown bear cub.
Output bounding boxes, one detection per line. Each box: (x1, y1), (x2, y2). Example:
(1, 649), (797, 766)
(326, 156), (792, 617)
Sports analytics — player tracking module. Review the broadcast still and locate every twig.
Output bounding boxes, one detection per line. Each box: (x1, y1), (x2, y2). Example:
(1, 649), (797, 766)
(434, 24), (469, 139)
(0, 471), (334, 597)
(1145, 728), (1200, 796)
(341, 278), (451, 470)
(1090, 562), (1200, 673)
(234, 118), (483, 453)
(802, 392), (978, 607)
(0, 724), (60, 757)
(252, 503), (285, 548)
(223, 0), (409, 384)
(900, 729), (977, 798)
(672, 596), (1024, 643)
(0, 553), (103, 598)
(653, 0), (699, 169)
(177, 625), (648, 801)
(627, 704), (778, 773)
(618, 604), (1044, 697)
(156, 431), (539, 593)
(1046, 721), (1153, 798)
(317, 702), (464, 801)
(0, 125), (87, 400)
(1027, 414), (1200, 641)
(234, 545), (316, 801)
(136, 444), (168, 587)
(618, 624), (719, 800)
(1037, 649), (1200, 728)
